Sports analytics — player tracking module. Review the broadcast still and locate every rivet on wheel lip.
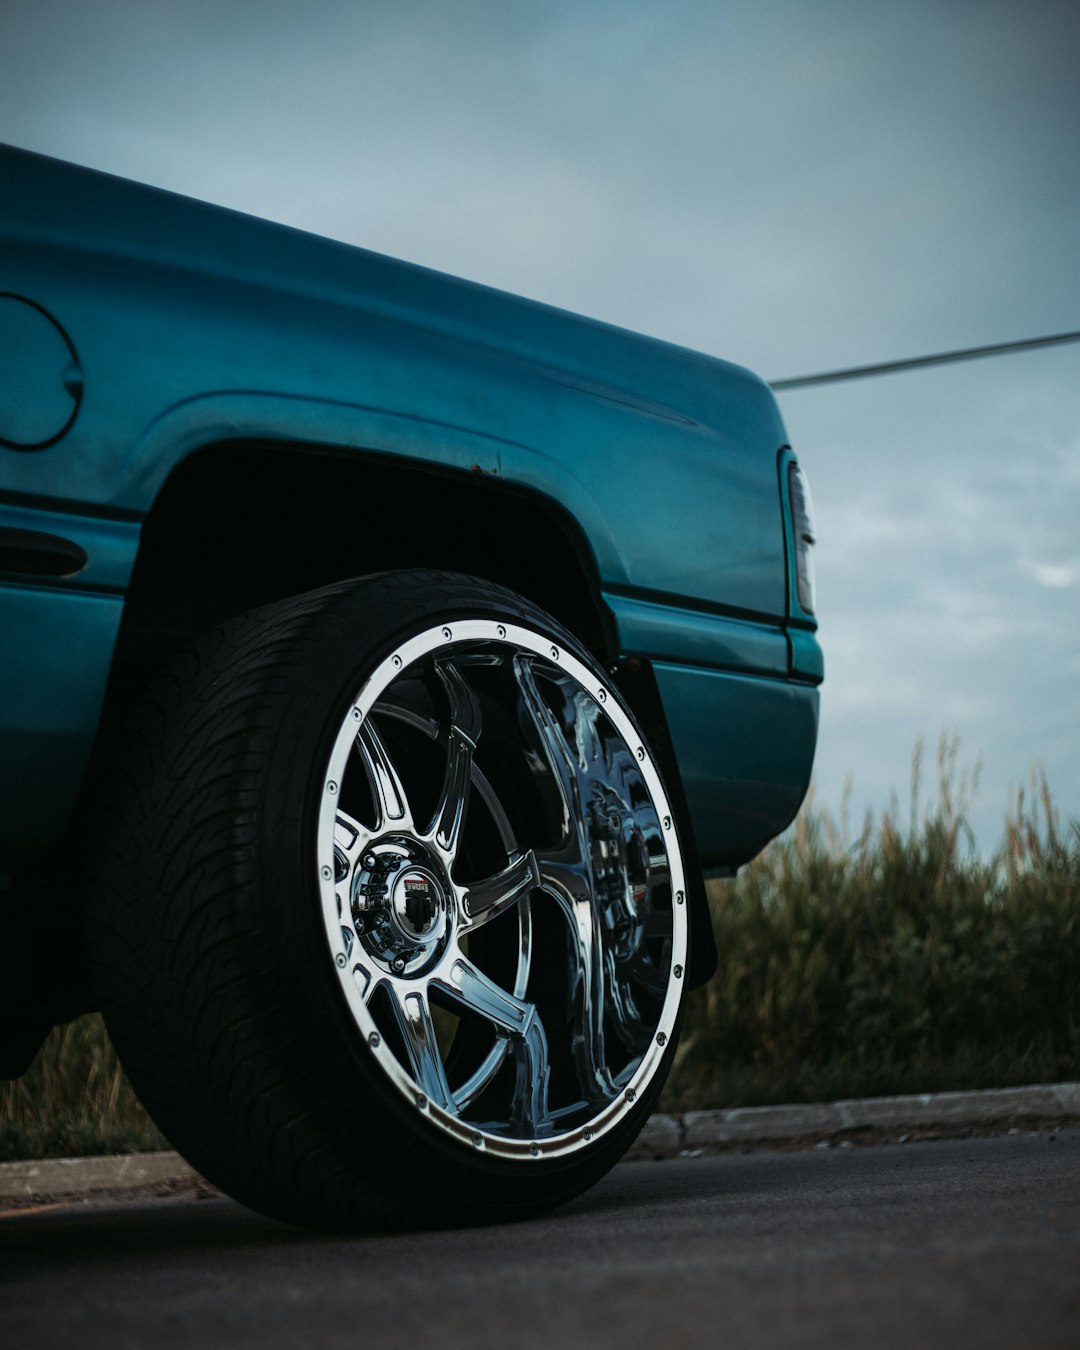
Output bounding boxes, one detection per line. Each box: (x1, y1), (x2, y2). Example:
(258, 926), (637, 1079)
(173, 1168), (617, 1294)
(392, 655), (402, 669)
(674, 964), (683, 979)
(472, 1133), (484, 1149)
(441, 627), (452, 640)
(657, 1032), (667, 1045)
(583, 1129), (593, 1141)
(636, 746), (645, 761)
(320, 865), (333, 881)
(497, 624), (506, 638)
(550, 645), (559, 659)
(597, 687), (607, 702)
(675, 890), (685, 904)
(351, 707), (362, 720)
(625, 1088), (636, 1102)
(327, 780), (338, 795)
(529, 1143), (540, 1157)
(335, 953), (347, 968)
(417, 1094), (429, 1110)
(368, 1032), (381, 1048)
(663, 816), (672, 830)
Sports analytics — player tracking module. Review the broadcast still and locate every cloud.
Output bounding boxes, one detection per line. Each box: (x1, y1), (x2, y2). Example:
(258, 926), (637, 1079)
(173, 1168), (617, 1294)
(1030, 561), (1080, 589)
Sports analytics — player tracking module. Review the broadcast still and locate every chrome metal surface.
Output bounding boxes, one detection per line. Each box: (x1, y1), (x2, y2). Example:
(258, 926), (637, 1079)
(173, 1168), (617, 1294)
(317, 620), (687, 1159)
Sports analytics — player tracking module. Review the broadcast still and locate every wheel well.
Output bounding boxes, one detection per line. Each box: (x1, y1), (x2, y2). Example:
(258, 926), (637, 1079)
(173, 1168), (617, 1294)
(114, 440), (614, 677)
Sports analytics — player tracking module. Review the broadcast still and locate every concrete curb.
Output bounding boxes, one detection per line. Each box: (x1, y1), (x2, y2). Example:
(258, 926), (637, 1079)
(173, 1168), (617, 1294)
(629, 1081), (1080, 1158)
(3, 1081), (1079, 1201)
(0, 1150), (199, 1202)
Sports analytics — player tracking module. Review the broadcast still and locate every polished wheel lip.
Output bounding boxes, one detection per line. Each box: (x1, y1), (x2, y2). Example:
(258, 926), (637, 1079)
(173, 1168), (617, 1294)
(316, 618), (688, 1162)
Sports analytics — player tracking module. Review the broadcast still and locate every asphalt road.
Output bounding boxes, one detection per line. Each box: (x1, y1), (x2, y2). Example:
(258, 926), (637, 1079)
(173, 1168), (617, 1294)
(2, 1132), (1078, 1350)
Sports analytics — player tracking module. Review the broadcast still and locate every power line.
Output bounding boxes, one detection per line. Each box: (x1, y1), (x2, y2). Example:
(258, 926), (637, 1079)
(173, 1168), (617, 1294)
(769, 329), (1080, 390)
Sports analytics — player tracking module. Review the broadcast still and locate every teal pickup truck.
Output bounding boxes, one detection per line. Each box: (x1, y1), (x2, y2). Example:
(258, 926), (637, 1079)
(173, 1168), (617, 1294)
(0, 145), (821, 1228)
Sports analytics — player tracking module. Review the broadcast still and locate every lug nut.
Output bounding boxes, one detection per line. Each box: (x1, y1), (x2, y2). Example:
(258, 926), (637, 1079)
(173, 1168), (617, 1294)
(392, 956), (407, 973)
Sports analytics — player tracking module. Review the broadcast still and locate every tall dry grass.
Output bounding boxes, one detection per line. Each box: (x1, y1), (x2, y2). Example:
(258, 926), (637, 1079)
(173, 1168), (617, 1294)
(662, 738), (1080, 1110)
(0, 1015), (164, 1162)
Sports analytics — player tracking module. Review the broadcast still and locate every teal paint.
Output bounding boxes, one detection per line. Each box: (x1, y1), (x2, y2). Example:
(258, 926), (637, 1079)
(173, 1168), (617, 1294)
(603, 590), (789, 677)
(0, 582), (123, 866)
(653, 661), (819, 867)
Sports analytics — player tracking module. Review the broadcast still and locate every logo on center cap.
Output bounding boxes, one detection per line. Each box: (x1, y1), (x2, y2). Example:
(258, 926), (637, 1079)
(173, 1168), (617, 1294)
(400, 871), (439, 935)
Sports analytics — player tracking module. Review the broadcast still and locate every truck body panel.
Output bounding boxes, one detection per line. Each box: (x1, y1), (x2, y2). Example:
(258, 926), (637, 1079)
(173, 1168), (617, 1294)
(1, 144), (821, 882)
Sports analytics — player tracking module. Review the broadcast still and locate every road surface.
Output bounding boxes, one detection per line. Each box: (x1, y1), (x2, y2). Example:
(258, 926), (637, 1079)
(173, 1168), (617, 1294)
(2, 1131), (1078, 1349)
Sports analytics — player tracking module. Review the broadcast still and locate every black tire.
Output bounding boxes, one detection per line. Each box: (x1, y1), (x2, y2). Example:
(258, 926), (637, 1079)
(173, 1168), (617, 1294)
(84, 571), (689, 1229)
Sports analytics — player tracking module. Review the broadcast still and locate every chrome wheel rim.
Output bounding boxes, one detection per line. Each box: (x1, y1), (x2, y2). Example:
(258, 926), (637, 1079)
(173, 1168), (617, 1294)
(317, 620), (687, 1160)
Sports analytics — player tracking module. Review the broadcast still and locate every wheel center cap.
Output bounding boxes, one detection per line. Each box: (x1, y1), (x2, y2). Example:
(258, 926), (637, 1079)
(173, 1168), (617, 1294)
(392, 868), (444, 939)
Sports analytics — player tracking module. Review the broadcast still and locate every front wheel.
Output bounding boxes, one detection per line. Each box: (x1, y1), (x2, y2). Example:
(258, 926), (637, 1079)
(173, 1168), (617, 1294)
(86, 572), (689, 1229)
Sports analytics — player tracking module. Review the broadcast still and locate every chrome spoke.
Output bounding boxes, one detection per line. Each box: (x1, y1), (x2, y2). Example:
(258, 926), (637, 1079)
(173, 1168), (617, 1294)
(462, 849), (540, 928)
(356, 720), (412, 831)
(385, 984), (455, 1112)
(435, 956), (535, 1035)
(434, 956), (551, 1133)
(511, 1019), (552, 1135)
(352, 961), (378, 1003)
(429, 659), (483, 859)
(332, 807), (367, 927)
(535, 865), (617, 1100)
(333, 807), (366, 873)
(603, 947), (647, 1045)
(511, 655), (582, 861)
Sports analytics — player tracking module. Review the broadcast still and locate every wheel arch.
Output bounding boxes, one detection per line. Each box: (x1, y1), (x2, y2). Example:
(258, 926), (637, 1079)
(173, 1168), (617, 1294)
(114, 439), (616, 673)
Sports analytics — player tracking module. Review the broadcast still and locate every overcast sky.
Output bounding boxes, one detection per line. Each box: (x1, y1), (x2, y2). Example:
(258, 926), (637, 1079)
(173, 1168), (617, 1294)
(4, 0), (1078, 850)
